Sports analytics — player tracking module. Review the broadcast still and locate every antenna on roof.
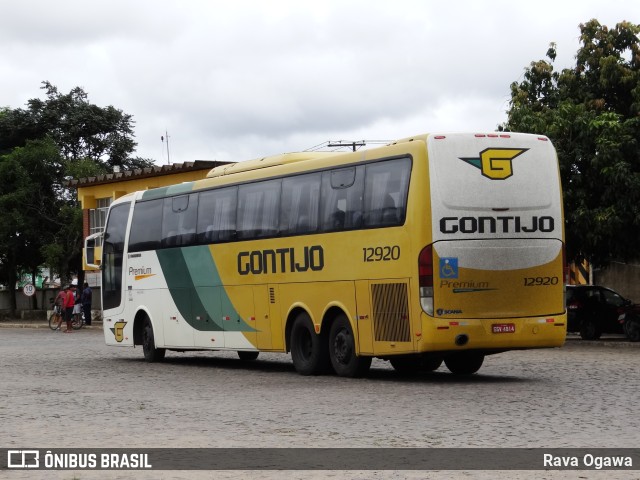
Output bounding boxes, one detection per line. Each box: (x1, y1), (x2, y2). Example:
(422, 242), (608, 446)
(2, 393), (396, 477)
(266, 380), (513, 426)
(161, 130), (171, 165)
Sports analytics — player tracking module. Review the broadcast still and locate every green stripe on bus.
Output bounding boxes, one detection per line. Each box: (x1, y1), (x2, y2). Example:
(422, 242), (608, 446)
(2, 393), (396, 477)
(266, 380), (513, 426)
(156, 246), (255, 332)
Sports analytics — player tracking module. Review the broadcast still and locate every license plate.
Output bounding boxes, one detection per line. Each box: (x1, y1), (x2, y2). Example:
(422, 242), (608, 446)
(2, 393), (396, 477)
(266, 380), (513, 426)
(492, 323), (515, 334)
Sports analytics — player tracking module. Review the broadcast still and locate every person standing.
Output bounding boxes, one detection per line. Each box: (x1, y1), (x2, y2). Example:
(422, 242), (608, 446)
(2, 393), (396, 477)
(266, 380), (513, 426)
(63, 285), (75, 333)
(81, 282), (92, 326)
(53, 286), (66, 331)
(72, 285), (83, 326)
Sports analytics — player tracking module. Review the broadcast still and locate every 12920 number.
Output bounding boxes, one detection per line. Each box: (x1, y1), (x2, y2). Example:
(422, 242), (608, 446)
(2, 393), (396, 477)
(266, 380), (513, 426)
(363, 245), (401, 262)
(524, 276), (559, 286)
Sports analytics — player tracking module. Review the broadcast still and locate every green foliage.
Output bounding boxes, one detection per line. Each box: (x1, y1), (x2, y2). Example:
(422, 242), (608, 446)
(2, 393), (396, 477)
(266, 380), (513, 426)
(0, 81), (155, 172)
(0, 139), (64, 308)
(0, 83), (156, 311)
(502, 19), (640, 265)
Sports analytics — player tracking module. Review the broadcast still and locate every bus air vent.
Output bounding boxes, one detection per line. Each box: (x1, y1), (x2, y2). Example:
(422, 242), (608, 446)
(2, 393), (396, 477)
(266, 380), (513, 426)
(371, 283), (410, 342)
(269, 288), (276, 304)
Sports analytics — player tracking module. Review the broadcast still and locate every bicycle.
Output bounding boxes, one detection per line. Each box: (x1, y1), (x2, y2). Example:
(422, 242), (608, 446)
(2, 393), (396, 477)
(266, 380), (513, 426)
(49, 306), (84, 331)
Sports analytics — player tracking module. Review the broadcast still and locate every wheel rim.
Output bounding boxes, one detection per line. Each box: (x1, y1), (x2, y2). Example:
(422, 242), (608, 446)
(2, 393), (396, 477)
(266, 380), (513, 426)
(333, 328), (352, 365)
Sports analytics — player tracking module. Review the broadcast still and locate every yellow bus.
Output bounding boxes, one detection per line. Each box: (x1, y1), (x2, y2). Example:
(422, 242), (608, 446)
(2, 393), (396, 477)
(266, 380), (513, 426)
(86, 132), (566, 376)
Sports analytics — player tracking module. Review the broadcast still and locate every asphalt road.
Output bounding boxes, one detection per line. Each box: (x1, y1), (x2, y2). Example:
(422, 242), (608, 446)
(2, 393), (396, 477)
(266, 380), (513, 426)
(1, 327), (639, 480)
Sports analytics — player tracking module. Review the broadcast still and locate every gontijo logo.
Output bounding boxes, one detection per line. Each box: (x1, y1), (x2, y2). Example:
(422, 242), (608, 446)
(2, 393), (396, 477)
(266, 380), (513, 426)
(110, 321), (127, 343)
(460, 148), (528, 180)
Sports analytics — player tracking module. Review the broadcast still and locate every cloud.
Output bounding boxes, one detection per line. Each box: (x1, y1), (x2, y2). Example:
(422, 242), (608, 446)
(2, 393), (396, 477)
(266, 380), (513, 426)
(1, 0), (637, 163)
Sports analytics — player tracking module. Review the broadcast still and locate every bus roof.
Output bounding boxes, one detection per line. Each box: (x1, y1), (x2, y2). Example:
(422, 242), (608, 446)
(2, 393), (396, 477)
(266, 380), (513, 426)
(206, 152), (340, 178)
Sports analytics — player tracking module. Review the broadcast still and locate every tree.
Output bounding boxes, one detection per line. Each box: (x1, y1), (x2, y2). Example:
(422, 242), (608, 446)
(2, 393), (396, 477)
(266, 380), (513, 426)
(0, 83), (156, 314)
(0, 81), (155, 171)
(0, 138), (64, 314)
(502, 20), (640, 265)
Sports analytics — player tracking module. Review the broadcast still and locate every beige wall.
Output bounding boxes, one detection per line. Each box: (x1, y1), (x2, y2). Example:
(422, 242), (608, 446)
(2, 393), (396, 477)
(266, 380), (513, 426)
(594, 262), (640, 303)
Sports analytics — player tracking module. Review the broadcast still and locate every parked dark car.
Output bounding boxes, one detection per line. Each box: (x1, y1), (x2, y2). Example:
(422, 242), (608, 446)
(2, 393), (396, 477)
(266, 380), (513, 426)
(566, 285), (640, 341)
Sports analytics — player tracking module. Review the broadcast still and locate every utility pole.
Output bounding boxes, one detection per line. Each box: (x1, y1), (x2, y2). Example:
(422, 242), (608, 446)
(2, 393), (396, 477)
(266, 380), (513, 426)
(161, 130), (171, 164)
(327, 140), (366, 152)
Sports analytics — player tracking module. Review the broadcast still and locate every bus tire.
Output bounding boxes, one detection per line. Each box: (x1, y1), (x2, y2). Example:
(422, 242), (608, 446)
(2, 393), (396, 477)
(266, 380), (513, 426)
(444, 352), (484, 375)
(329, 315), (371, 377)
(290, 312), (329, 375)
(142, 318), (166, 363)
(238, 351), (259, 361)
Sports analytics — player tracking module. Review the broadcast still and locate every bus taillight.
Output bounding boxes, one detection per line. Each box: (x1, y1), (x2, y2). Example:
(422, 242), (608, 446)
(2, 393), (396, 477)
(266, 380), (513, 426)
(419, 245), (434, 316)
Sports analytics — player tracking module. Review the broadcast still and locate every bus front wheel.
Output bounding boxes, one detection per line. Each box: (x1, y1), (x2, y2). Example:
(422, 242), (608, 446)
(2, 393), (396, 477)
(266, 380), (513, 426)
(142, 318), (166, 363)
(444, 352), (484, 375)
(329, 315), (371, 377)
(290, 312), (329, 375)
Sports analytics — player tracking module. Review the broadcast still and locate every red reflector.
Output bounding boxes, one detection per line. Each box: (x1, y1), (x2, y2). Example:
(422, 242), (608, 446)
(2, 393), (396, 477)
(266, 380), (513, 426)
(546, 318), (555, 323)
(487, 134), (498, 137)
(499, 134), (511, 138)
(475, 134), (486, 137)
(449, 322), (459, 326)
(538, 137), (548, 141)
(434, 135), (446, 139)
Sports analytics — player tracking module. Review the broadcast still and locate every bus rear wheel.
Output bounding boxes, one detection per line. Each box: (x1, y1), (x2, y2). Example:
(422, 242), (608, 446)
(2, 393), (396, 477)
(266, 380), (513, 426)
(290, 312), (329, 375)
(444, 352), (484, 375)
(142, 318), (165, 363)
(329, 315), (371, 377)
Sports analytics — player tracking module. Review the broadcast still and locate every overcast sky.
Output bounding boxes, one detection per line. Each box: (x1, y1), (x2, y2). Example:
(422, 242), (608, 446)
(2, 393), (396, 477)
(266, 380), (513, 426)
(1, 1), (638, 165)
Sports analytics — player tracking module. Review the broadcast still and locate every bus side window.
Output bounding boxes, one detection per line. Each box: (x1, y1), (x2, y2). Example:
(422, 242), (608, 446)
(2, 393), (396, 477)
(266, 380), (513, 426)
(197, 187), (237, 243)
(162, 194), (197, 248)
(280, 173), (321, 235)
(320, 166), (364, 232)
(363, 157), (411, 227)
(128, 199), (163, 252)
(237, 179), (281, 240)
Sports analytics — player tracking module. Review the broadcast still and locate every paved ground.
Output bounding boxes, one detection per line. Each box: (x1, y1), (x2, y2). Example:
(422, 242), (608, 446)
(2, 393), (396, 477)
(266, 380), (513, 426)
(1, 326), (639, 479)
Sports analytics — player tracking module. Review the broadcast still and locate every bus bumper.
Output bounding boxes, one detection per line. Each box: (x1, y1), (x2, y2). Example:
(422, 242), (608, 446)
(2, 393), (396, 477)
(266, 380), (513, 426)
(418, 312), (567, 352)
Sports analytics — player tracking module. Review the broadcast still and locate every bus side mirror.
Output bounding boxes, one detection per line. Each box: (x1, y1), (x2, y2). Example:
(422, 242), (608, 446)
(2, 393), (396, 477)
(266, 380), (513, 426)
(85, 232), (103, 270)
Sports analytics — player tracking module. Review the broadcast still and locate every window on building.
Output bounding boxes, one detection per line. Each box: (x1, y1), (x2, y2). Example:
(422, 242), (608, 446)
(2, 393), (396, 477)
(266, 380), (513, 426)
(89, 198), (112, 246)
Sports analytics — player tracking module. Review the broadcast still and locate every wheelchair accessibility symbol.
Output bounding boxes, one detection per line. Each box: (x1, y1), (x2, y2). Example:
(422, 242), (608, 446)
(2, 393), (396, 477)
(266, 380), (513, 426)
(439, 257), (459, 279)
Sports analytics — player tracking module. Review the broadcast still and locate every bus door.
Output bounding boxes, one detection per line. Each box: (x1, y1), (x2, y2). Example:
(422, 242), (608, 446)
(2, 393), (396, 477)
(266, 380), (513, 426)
(356, 279), (415, 355)
(101, 201), (132, 345)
